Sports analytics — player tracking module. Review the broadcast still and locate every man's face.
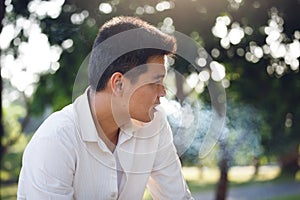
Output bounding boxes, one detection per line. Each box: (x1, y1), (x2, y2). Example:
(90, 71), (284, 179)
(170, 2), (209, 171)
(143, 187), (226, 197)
(124, 55), (167, 122)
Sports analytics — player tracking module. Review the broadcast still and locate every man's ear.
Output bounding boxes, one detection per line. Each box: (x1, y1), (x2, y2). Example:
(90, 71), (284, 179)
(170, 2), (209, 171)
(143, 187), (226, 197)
(110, 72), (124, 95)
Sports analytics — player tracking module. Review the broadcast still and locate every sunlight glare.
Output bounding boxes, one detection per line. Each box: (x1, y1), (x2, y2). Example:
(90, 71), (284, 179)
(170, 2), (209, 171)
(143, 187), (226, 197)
(197, 57), (207, 67)
(28, 0), (64, 19)
(290, 60), (299, 71)
(211, 48), (220, 58)
(228, 24), (244, 45)
(220, 37), (230, 49)
(160, 17), (175, 34)
(195, 81), (205, 93)
(71, 11), (89, 25)
(222, 79), (230, 88)
(135, 7), (144, 15)
(0, 24), (15, 49)
(275, 64), (285, 75)
(186, 72), (199, 88)
(253, 46), (263, 59)
(294, 31), (300, 40)
(144, 5), (155, 14)
(1, 16), (63, 96)
(270, 42), (286, 58)
(16, 17), (31, 32)
(99, 3), (113, 14)
(19, 30), (62, 74)
(261, 9), (300, 74)
(288, 40), (300, 59)
(212, 16), (229, 39)
(62, 39), (74, 49)
(156, 1), (174, 12)
(198, 70), (210, 82)
(210, 61), (225, 81)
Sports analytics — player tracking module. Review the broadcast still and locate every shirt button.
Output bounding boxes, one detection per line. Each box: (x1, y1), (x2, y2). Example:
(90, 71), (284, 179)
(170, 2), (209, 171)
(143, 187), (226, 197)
(111, 191), (117, 198)
(111, 162), (115, 168)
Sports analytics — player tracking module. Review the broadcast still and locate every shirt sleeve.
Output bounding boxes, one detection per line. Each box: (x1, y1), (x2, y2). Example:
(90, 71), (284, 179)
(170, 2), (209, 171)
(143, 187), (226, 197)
(17, 134), (76, 200)
(147, 114), (194, 200)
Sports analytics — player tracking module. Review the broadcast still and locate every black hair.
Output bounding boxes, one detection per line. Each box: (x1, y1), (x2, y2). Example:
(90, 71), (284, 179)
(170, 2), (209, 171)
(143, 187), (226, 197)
(88, 16), (176, 91)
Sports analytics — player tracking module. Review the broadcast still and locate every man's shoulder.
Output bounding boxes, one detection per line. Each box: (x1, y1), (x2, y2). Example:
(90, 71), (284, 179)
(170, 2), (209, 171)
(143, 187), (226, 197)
(33, 104), (78, 140)
(46, 104), (74, 125)
(23, 104), (79, 162)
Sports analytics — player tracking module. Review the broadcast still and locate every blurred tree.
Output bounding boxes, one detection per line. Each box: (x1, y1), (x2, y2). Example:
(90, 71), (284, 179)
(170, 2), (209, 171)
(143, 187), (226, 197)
(0, 0), (5, 162)
(189, 1), (300, 198)
(207, 0), (300, 176)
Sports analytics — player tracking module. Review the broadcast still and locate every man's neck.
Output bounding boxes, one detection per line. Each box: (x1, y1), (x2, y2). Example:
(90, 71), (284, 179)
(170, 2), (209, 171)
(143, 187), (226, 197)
(88, 89), (120, 151)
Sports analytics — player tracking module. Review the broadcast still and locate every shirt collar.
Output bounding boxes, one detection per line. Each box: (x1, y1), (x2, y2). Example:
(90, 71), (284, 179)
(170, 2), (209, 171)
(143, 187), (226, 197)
(73, 87), (136, 144)
(118, 120), (143, 144)
(73, 88), (162, 144)
(73, 87), (99, 142)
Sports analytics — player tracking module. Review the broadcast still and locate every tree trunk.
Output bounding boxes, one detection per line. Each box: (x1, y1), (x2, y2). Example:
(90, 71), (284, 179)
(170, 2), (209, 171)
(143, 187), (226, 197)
(0, 0), (6, 163)
(216, 163), (228, 200)
(253, 156), (260, 177)
(279, 144), (299, 177)
(215, 142), (229, 200)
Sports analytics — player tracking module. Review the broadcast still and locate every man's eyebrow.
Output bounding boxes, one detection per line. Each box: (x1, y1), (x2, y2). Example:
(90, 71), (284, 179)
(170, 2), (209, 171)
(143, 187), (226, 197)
(153, 74), (165, 80)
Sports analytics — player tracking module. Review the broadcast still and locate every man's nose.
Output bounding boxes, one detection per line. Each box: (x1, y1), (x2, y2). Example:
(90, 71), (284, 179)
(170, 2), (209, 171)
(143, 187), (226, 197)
(158, 84), (166, 97)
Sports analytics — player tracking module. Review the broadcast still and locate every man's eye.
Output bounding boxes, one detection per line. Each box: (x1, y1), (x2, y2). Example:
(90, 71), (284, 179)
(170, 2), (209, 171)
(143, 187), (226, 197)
(148, 83), (161, 88)
(153, 82), (163, 86)
(150, 82), (159, 85)
(149, 83), (158, 87)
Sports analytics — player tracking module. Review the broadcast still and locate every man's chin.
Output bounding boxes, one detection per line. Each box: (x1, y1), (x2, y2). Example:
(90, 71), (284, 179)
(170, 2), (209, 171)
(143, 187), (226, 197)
(134, 114), (154, 123)
(148, 107), (157, 120)
(131, 117), (152, 126)
(131, 108), (157, 123)
(136, 115), (153, 123)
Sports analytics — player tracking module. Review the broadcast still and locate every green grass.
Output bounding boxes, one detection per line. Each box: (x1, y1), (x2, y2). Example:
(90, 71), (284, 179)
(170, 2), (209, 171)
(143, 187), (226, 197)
(141, 165), (298, 199)
(1, 163), (298, 199)
(0, 183), (18, 200)
(0, 131), (31, 200)
(267, 193), (300, 200)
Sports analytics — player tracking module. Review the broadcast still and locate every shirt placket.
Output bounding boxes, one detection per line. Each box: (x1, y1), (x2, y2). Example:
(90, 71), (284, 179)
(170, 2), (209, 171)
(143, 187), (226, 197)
(96, 140), (119, 200)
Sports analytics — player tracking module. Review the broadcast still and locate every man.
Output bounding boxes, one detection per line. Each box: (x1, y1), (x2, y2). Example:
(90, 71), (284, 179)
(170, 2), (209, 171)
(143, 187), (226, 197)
(18, 16), (194, 199)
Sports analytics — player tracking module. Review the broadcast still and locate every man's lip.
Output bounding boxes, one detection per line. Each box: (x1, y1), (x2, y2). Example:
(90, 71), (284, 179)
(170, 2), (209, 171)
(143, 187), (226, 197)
(153, 104), (160, 111)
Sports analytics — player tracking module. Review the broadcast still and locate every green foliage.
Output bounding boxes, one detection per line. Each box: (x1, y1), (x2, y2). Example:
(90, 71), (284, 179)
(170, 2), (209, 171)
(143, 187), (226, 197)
(0, 183), (18, 200)
(0, 133), (30, 199)
(1, 104), (32, 173)
(2, 105), (25, 146)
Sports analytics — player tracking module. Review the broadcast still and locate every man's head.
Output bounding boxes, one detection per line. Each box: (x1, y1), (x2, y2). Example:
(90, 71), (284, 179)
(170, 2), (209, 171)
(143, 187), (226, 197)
(88, 16), (176, 122)
(88, 16), (176, 92)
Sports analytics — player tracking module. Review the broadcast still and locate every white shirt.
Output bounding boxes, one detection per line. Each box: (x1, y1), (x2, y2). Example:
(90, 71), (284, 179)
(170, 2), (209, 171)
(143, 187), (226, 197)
(17, 88), (194, 200)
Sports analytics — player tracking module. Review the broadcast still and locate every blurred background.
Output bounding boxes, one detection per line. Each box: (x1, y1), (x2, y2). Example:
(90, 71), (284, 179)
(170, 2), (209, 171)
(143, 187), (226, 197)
(0, 0), (299, 199)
